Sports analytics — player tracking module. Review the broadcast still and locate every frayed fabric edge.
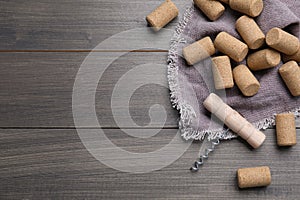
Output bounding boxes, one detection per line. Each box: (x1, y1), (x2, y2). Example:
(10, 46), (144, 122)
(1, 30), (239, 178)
(254, 107), (300, 130)
(167, 6), (300, 142)
(167, 5), (236, 141)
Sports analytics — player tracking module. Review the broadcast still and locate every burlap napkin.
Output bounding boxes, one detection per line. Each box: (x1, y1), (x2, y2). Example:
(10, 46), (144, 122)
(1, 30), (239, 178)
(168, 0), (300, 141)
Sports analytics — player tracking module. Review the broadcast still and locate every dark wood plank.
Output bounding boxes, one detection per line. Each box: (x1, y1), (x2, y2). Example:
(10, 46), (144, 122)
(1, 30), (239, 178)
(1, 0), (299, 50)
(0, 52), (299, 128)
(0, 128), (300, 199)
(0, 52), (178, 128)
(0, 0), (188, 50)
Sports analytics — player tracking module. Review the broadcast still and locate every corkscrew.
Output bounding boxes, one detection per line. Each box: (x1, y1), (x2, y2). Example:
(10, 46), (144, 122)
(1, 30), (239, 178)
(190, 130), (229, 172)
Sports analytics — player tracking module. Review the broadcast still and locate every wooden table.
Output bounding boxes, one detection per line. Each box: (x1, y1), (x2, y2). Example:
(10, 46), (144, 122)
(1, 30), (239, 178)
(0, 1), (299, 199)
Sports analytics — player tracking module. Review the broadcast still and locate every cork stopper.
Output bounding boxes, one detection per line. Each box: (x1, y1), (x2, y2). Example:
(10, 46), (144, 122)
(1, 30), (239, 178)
(211, 56), (234, 89)
(236, 15), (265, 49)
(214, 32), (249, 62)
(183, 37), (216, 65)
(194, 0), (225, 21)
(279, 61), (300, 97)
(276, 113), (297, 146)
(204, 93), (266, 149)
(266, 28), (300, 55)
(146, 0), (179, 31)
(283, 42), (300, 62)
(237, 166), (271, 189)
(229, 0), (264, 17)
(233, 65), (260, 97)
(247, 49), (281, 71)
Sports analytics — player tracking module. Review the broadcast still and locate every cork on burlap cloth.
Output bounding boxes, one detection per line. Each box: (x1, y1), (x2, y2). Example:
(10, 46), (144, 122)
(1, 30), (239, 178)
(167, 0), (300, 141)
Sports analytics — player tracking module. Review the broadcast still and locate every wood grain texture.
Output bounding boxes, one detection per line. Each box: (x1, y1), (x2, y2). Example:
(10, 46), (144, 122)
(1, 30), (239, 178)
(0, 129), (300, 199)
(1, 0), (300, 199)
(0, 52), (298, 128)
(0, 52), (178, 128)
(0, 0), (188, 50)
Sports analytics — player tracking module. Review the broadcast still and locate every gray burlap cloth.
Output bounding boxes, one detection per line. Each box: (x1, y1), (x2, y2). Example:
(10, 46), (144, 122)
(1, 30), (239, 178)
(168, 0), (300, 141)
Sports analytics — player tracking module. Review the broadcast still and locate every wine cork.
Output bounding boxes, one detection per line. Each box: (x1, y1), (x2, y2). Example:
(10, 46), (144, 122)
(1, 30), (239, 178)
(183, 37), (216, 65)
(247, 49), (281, 71)
(235, 15), (265, 49)
(229, 0), (264, 17)
(266, 28), (300, 55)
(146, 0), (179, 31)
(211, 56), (234, 89)
(276, 113), (297, 146)
(237, 166), (271, 189)
(218, 0), (229, 4)
(214, 32), (249, 62)
(194, 0), (225, 21)
(279, 61), (300, 97)
(283, 44), (300, 62)
(233, 65), (260, 96)
(204, 93), (266, 149)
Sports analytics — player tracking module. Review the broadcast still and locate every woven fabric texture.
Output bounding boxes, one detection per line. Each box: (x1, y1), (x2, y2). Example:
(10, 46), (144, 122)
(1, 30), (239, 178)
(168, 0), (300, 141)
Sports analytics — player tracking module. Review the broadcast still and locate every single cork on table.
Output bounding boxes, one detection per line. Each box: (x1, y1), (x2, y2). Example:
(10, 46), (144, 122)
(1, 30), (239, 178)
(214, 32), (249, 62)
(279, 61), (300, 97)
(183, 37), (216, 65)
(233, 65), (260, 97)
(203, 93), (266, 149)
(236, 15), (265, 49)
(283, 43), (300, 62)
(211, 56), (234, 89)
(276, 113), (297, 146)
(229, 0), (264, 17)
(247, 49), (281, 71)
(237, 166), (271, 189)
(194, 0), (225, 21)
(146, 0), (179, 31)
(266, 28), (300, 55)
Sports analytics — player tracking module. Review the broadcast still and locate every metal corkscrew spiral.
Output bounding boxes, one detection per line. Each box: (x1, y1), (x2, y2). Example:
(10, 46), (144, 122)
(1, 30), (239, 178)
(189, 130), (229, 172)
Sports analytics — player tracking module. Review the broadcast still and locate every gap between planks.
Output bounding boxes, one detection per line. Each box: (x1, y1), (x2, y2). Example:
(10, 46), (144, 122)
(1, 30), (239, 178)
(0, 50), (168, 53)
(0, 127), (298, 130)
(0, 127), (178, 130)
